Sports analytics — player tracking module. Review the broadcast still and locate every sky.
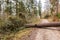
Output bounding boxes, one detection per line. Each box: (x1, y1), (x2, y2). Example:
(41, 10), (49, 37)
(40, 0), (46, 12)
(59, 0), (60, 4)
(37, 0), (50, 12)
(37, 0), (47, 12)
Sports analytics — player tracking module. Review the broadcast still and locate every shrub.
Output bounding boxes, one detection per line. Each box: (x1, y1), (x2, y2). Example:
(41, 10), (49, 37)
(0, 14), (27, 34)
(44, 14), (51, 19)
(56, 13), (60, 19)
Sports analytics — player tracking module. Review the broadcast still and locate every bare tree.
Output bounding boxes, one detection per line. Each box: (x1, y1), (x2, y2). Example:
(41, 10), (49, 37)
(50, 0), (59, 16)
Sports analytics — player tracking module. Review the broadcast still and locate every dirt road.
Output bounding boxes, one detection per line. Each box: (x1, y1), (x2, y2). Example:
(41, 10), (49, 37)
(20, 19), (60, 40)
(29, 19), (60, 40)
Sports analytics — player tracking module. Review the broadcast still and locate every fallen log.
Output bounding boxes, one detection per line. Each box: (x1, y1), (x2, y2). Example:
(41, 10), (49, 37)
(25, 22), (60, 28)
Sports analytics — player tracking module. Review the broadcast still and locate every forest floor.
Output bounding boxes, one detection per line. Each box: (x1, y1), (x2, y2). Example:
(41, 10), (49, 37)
(0, 18), (60, 40)
(19, 19), (60, 40)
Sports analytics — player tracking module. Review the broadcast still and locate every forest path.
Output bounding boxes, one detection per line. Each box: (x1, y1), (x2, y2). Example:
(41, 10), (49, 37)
(30, 19), (60, 40)
(20, 19), (60, 40)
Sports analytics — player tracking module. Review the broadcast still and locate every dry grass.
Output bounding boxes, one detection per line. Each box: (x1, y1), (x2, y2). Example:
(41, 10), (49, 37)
(0, 28), (32, 40)
(1, 16), (60, 40)
(13, 28), (32, 40)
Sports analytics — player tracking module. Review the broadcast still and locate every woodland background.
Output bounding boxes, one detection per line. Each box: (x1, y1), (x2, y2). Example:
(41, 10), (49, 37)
(0, 0), (60, 40)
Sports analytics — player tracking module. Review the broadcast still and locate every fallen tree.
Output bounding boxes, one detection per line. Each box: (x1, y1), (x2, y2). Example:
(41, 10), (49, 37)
(25, 22), (60, 28)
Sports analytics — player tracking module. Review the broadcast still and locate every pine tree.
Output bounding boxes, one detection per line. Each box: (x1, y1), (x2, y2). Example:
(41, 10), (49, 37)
(38, 0), (41, 18)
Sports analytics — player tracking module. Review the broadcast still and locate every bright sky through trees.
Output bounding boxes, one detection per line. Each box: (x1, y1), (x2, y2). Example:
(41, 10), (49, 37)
(40, 0), (46, 12)
(37, 0), (50, 12)
(37, 0), (47, 12)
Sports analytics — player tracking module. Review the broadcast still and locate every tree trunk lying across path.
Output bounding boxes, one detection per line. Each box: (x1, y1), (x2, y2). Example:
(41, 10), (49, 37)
(25, 22), (60, 28)
(24, 19), (60, 40)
